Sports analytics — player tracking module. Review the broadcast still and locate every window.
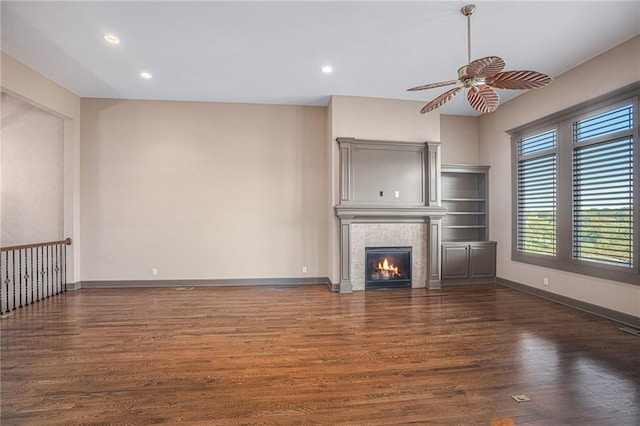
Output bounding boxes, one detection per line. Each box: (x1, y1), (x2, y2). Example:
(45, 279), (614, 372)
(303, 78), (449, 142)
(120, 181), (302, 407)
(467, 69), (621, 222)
(510, 84), (639, 285)
(572, 105), (634, 268)
(516, 130), (557, 256)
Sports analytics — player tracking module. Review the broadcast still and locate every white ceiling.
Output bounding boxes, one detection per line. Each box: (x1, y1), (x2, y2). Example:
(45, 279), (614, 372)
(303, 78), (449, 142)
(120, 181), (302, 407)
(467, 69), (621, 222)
(2, 1), (639, 116)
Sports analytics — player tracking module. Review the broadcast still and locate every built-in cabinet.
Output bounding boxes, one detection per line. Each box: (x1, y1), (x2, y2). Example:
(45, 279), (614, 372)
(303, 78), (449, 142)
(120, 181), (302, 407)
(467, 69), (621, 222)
(441, 165), (496, 284)
(441, 241), (496, 280)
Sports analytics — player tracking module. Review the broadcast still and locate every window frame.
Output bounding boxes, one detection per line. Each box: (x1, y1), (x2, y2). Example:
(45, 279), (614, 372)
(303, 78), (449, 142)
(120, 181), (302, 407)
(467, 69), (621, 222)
(510, 82), (640, 285)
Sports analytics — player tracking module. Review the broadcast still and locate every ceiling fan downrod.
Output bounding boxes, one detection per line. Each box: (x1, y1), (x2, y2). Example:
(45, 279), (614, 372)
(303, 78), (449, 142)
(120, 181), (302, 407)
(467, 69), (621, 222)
(461, 4), (476, 65)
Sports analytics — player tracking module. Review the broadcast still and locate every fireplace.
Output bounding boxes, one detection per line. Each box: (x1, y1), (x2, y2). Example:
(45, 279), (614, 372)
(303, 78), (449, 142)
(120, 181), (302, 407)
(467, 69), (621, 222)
(334, 138), (446, 293)
(365, 247), (412, 289)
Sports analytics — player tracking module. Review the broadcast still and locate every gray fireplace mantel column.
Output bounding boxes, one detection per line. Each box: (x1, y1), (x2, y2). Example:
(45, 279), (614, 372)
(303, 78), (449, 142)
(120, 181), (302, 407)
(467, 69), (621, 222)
(339, 218), (354, 294)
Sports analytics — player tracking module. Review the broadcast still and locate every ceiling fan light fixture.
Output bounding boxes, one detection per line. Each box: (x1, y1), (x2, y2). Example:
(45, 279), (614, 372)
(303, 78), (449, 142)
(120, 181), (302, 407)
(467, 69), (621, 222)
(407, 4), (552, 114)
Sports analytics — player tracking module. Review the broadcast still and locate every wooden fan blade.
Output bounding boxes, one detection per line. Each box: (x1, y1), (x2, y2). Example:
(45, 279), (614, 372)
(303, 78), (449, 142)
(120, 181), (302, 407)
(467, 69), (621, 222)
(466, 56), (506, 77)
(467, 85), (500, 114)
(488, 70), (552, 90)
(420, 86), (463, 114)
(407, 80), (459, 91)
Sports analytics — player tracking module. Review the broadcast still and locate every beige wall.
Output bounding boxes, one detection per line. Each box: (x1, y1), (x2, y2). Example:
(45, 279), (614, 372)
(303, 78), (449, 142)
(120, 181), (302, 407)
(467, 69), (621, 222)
(440, 115), (479, 165)
(1, 52), (81, 283)
(478, 36), (640, 318)
(1, 93), (64, 246)
(80, 99), (328, 281)
(330, 96), (441, 143)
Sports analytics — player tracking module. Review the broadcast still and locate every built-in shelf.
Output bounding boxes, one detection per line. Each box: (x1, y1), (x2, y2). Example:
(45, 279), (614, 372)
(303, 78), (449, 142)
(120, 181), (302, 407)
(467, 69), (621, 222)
(441, 164), (496, 285)
(441, 165), (489, 242)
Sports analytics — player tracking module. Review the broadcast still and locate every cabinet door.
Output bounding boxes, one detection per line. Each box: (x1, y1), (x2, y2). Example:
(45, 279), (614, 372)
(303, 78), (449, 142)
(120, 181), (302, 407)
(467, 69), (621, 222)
(469, 243), (496, 278)
(442, 245), (470, 279)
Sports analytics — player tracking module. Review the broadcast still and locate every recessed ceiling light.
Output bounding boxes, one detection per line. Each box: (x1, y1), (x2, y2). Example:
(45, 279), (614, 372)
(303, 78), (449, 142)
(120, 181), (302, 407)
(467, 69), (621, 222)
(140, 72), (152, 80)
(322, 65), (333, 74)
(103, 34), (120, 44)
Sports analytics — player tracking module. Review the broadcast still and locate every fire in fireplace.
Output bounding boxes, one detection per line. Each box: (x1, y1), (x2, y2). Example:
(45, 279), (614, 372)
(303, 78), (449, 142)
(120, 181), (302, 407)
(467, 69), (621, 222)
(365, 247), (412, 289)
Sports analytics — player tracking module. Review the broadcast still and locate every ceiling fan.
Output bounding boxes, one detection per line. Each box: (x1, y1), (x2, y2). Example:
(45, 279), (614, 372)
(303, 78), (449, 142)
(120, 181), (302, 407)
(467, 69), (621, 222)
(408, 4), (552, 114)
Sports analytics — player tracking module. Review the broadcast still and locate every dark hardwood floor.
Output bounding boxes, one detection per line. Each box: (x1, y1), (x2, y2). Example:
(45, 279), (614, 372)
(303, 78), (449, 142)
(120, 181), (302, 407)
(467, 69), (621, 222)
(1, 284), (639, 425)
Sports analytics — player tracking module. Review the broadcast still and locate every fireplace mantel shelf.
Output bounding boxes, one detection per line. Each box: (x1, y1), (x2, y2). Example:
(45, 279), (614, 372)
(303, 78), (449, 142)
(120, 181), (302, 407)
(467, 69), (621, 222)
(335, 205), (448, 220)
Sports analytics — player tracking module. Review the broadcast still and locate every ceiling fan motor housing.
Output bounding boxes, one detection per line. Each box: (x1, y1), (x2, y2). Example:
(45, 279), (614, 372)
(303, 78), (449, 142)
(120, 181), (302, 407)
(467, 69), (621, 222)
(457, 65), (486, 88)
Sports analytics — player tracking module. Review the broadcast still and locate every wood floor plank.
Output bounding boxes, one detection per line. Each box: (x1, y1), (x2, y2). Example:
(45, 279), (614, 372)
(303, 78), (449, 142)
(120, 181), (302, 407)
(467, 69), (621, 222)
(1, 284), (639, 425)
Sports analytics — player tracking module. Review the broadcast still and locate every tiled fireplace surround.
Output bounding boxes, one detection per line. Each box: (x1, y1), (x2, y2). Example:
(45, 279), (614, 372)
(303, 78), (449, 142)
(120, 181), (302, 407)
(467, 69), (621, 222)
(335, 138), (446, 293)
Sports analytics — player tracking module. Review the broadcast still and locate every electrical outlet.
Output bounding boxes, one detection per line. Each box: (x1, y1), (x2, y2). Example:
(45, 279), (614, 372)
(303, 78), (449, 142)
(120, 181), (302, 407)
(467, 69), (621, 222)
(394, 190), (400, 198)
(302, 266), (307, 274)
(152, 267), (158, 276)
(543, 277), (549, 286)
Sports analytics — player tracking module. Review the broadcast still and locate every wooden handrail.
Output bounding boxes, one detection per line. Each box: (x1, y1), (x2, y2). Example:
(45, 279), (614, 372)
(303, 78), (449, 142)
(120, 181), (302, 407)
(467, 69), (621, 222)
(1, 238), (72, 252)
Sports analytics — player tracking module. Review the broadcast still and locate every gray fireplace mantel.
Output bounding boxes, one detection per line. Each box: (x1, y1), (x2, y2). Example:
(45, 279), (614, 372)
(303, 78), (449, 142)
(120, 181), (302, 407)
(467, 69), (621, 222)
(334, 138), (445, 293)
(335, 206), (447, 220)
(335, 206), (447, 293)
